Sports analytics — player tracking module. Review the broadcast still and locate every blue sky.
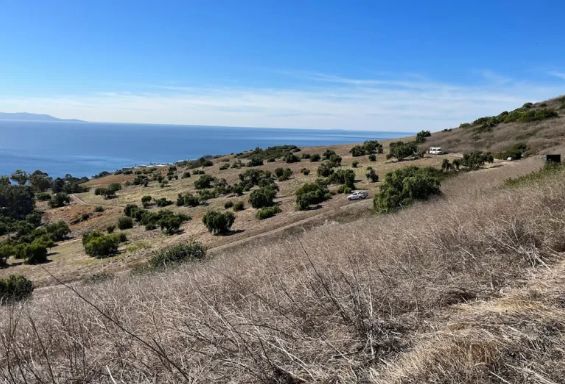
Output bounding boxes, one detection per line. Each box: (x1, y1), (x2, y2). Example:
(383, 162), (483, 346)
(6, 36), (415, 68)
(0, 0), (564, 130)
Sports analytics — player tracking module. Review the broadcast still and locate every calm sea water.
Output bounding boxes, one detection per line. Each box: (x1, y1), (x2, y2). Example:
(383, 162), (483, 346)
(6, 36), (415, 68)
(0, 121), (411, 177)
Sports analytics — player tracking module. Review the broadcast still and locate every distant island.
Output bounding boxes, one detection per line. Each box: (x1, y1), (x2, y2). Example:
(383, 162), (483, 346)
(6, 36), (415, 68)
(0, 112), (84, 122)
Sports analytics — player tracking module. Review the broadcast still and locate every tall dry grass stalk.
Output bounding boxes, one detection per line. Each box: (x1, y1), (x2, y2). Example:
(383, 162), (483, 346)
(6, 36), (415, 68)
(1, 166), (564, 383)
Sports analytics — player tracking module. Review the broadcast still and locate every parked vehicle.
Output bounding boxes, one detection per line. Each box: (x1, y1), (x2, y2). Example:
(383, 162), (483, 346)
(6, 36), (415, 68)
(347, 190), (369, 201)
(428, 147), (444, 155)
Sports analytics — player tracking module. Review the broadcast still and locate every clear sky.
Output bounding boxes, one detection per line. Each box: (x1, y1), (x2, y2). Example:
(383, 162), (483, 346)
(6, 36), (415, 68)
(0, 0), (564, 130)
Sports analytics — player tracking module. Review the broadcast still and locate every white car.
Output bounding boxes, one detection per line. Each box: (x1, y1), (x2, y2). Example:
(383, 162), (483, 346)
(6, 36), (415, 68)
(428, 147), (444, 155)
(347, 191), (369, 201)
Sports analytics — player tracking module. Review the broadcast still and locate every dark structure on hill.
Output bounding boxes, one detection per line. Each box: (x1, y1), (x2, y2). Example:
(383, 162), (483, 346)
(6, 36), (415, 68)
(545, 154), (561, 164)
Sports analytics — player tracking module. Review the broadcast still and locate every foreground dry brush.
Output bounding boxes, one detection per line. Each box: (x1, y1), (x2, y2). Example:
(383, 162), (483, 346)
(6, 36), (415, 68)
(1, 166), (564, 383)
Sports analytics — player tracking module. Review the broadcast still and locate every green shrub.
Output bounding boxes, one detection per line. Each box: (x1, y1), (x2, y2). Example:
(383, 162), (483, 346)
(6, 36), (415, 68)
(141, 195), (152, 207)
(373, 167), (441, 213)
(284, 153), (300, 163)
(194, 174), (216, 189)
(224, 200), (234, 209)
(301, 168), (311, 175)
(83, 231), (126, 258)
(155, 197), (173, 207)
(233, 201), (245, 211)
(182, 171), (191, 178)
(177, 193), (200, 207)
(461, 151), (494, 169)
(94, 206), (104, 212)
(388, 141), (418, 160)
(117, 216), (134, 230)
(36, 192), (51, 201)
(368, 154), (377, 161)
(106, 225), (116, 233)
(247, 157), (264, 167)
(0, 275), (33, 303)
(49, 192), (70, 208)
(415, 130), (431, 143)
(366, 167), (379, 182)
(310, 153), (321, 162)
(496, 143), (527, 160)
(337, 184), (352, 194)
(317, 161), (337, 177)
(24, 242), (48, 264)
(159, 214), (185, 234)
(296, 182), (331, 210)
(148, 242), (206, 269)
(202, 210), (235, 235)
(350, 146), (366, 157)
(249, 187), (277, 208)
(329, 169), (356, 188)
(256, 206), (281, 220)
(352, 161), (359, 168)
(275, 167), (293, 181)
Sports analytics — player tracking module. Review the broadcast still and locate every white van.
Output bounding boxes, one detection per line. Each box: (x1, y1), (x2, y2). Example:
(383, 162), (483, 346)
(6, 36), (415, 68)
(428, 147), (444, 155)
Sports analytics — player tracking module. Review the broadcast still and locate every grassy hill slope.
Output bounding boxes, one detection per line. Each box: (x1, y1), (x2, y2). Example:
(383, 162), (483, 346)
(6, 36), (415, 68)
(424, 95), (565, 155)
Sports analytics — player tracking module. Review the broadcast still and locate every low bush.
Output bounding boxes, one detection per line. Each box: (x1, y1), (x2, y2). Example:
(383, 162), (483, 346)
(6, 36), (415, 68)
(155, 197), (173, 207)
(177, 193), (200, 207)
(461, 151), (494, 169)
(368, 154), (376, 161)
(36, 192), (51, 201)
(256, 205), (281, 220)
(233, 201), (245, 211)
(224, 200), (234, 209)
(366, 167), (379, 182)
(249, 187), (277, 208)
(148, 242), (206, 269)
(83, 231), (126, 258)
(296, 181), (331, 210)
(0, 275), (33, 303)
(117, 216), (134, 230)
(141, 195), (152, 207)
(202, 210), (235, 235)
(310, 153), (321, 162)
(24, 242), (48, 264)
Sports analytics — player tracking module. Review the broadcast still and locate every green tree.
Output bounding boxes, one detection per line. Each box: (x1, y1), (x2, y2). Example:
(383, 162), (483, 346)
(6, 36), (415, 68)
(0, 184), (35, 219)
(389, 141), (418, 160)
(49, 192), (70, 208)
(29, 170), (52, 192)
(373, 167), (441, 213)
(10, 170), (28, 186)
(415, 130), (432, 143)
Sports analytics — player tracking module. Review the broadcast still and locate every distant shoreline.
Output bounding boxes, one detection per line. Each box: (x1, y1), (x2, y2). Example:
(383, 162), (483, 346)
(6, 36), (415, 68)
(0, 120), (412, 178)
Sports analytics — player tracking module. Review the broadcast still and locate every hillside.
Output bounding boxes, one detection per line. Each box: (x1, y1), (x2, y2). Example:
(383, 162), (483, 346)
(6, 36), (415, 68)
(1, 97), (565, 382)
(424, 95), (565, 155)
(0, 112), (83, 122)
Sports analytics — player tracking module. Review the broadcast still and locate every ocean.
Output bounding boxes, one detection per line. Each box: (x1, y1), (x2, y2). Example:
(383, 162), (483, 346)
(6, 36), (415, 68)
(0, 121), (411, 177)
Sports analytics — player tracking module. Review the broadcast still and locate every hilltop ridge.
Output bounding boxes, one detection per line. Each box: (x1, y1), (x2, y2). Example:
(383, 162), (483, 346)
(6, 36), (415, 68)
(0, 112), (84, 122)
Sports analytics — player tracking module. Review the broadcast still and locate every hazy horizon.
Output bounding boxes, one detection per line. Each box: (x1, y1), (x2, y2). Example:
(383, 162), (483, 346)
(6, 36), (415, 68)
(1, 1), (564, 130)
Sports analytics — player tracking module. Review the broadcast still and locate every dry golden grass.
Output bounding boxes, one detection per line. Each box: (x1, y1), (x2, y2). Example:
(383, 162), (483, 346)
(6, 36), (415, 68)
(425, 95), (565, 155)
(1, 156), (564, 383)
